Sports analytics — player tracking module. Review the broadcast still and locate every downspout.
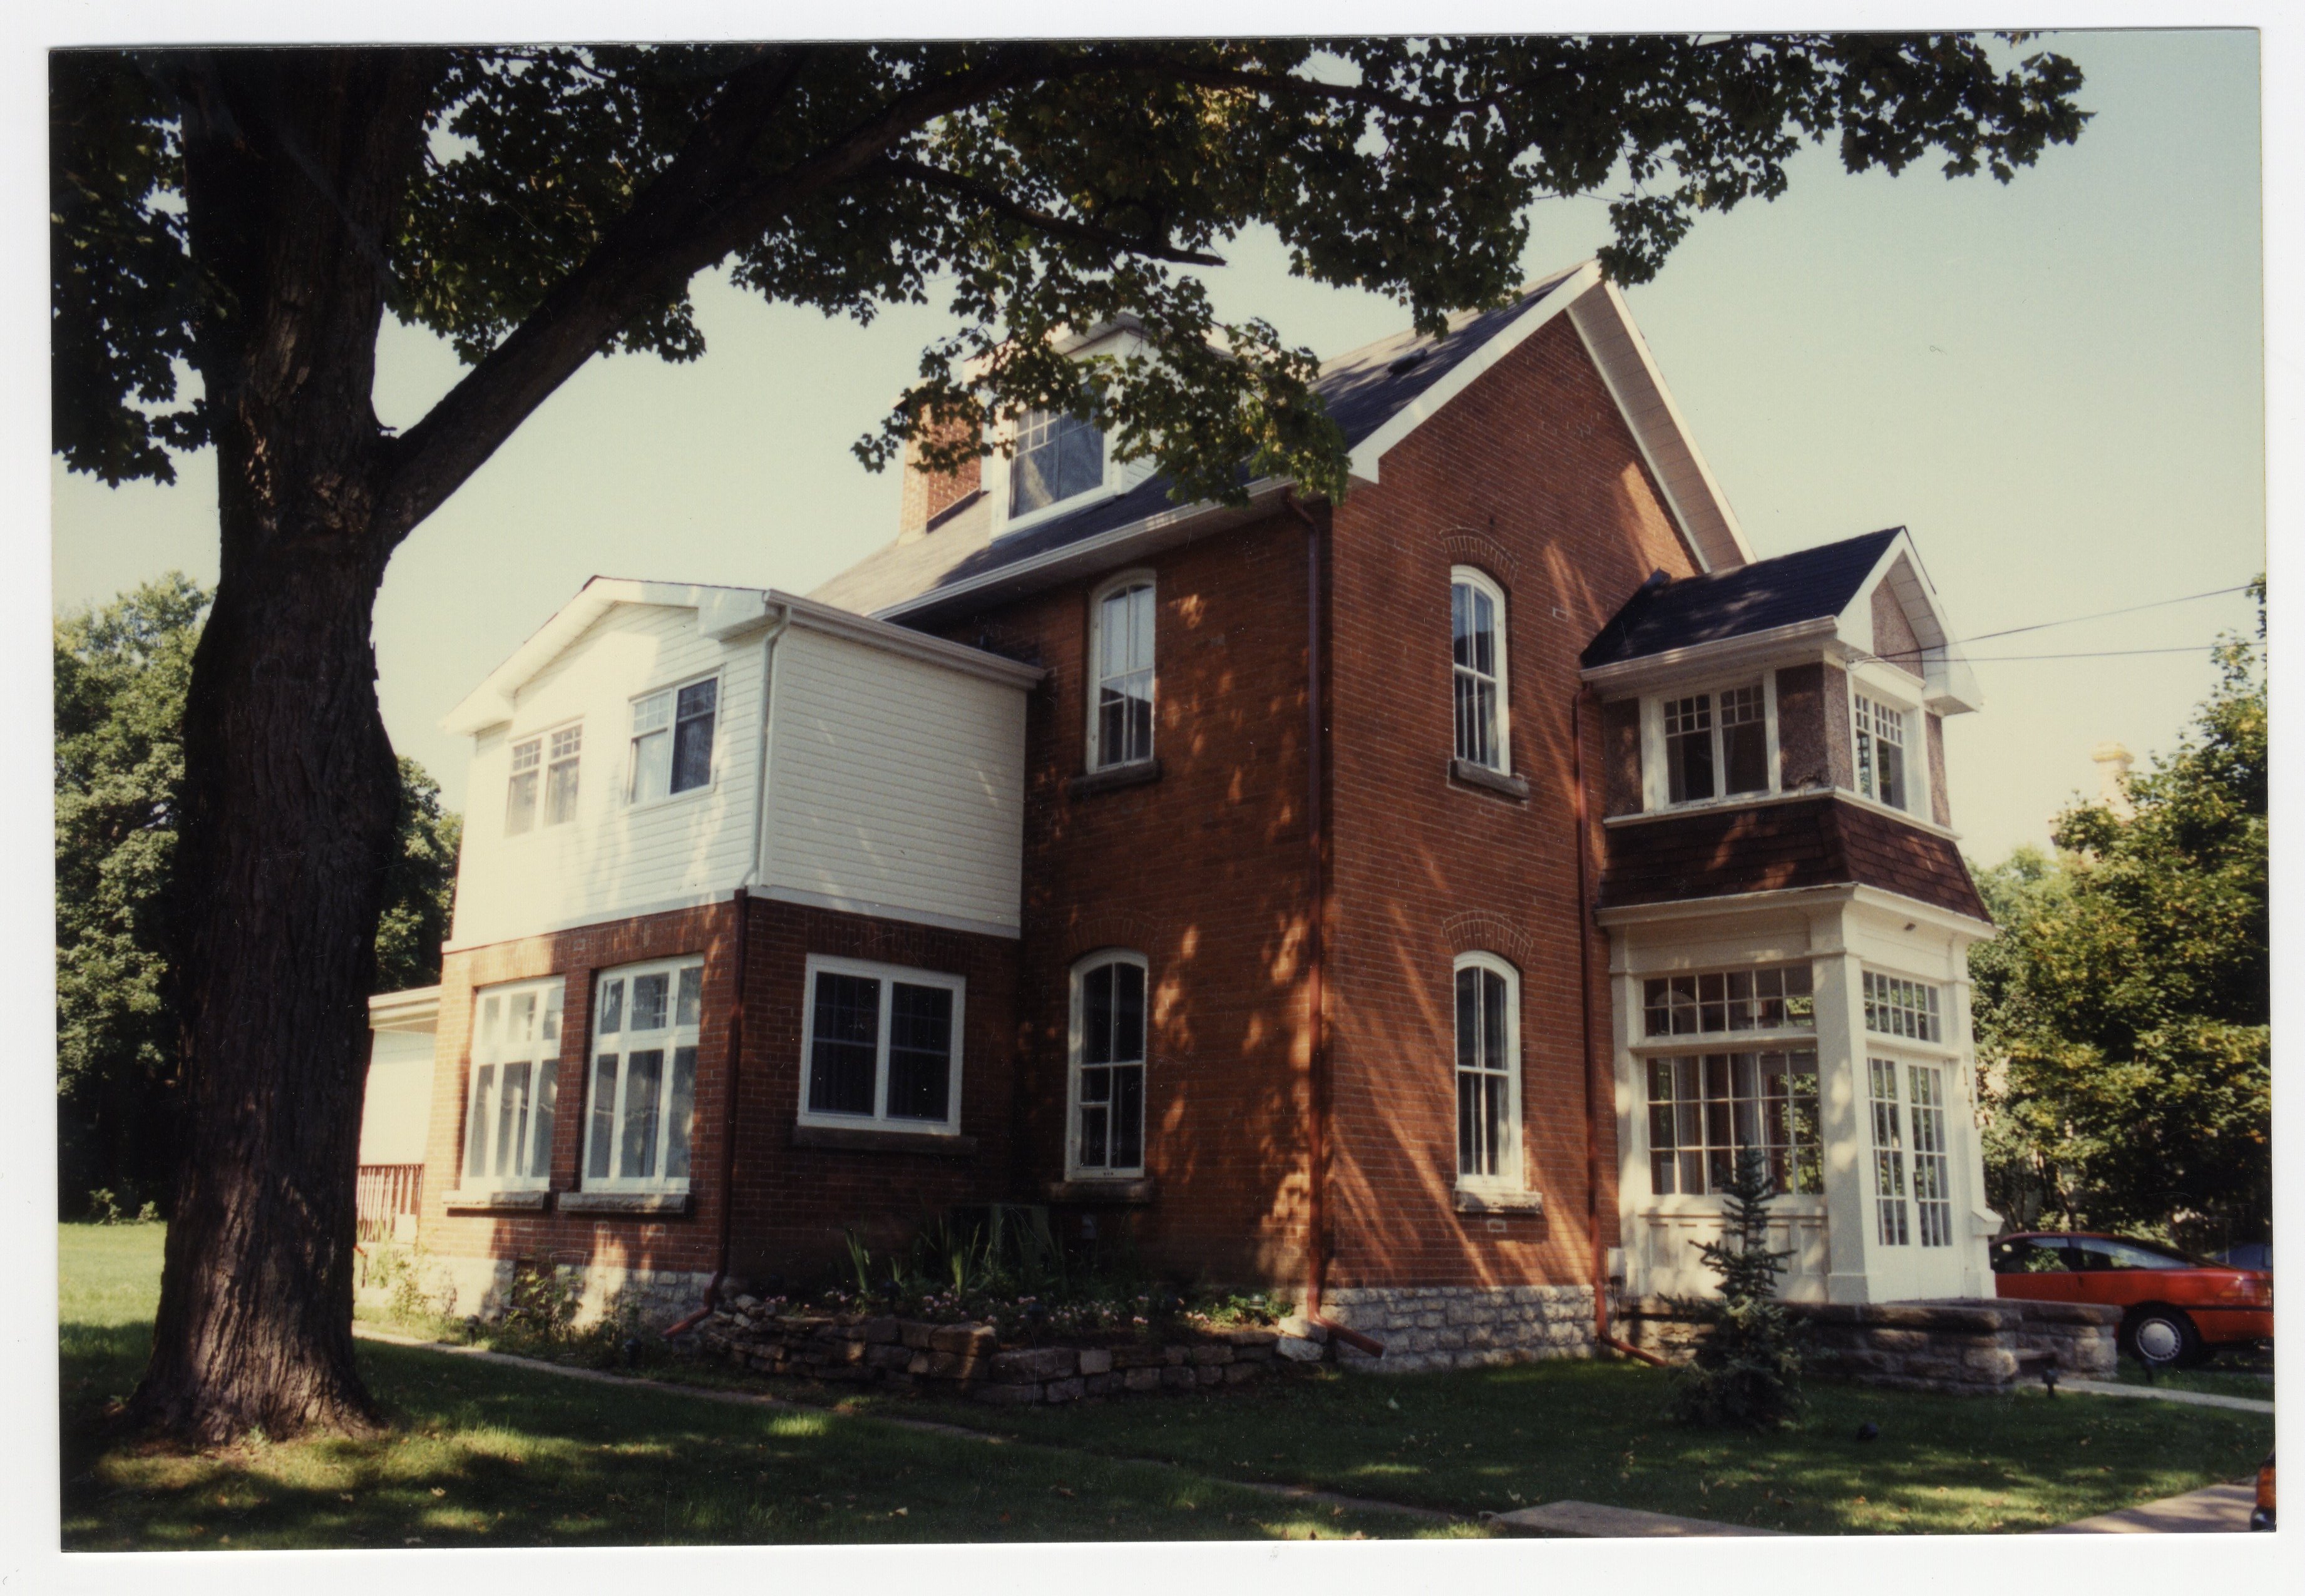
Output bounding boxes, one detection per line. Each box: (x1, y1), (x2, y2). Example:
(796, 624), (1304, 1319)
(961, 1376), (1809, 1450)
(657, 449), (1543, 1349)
(667, 615), (784, 1338)
(1282, 488), (1382, 1360)
(1573, 683), (1669, 1369)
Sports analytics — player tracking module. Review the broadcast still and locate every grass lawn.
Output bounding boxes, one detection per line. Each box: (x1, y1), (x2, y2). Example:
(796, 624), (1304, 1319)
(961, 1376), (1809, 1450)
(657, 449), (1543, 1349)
(60, 1225), (1460, 1550)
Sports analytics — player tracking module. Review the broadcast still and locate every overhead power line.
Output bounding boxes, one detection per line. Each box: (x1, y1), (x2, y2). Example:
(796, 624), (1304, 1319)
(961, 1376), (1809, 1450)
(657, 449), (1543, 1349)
(1946, 584), (2252, 648)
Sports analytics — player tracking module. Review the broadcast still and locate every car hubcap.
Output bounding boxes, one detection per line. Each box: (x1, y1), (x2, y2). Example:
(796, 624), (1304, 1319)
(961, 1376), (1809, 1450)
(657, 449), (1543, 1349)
(2137, 1319), (2182, 1362)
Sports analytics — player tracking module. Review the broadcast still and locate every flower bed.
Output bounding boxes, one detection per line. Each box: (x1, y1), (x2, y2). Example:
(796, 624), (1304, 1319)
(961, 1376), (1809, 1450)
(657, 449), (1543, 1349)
(696, 1299), (1287, 1404)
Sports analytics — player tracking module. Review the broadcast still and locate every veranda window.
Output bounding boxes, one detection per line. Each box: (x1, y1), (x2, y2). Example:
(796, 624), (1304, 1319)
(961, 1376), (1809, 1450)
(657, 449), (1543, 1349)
(585, 959), (703, 1189)
(1854, 692), (1909, 811)
(1646, 1051), (1820, 1197)
(1089, 578), (1155, 770)
(1908, 1063), (1953, 1247)
(1643, 963), (1814, 1038)
(630, 678), (717, 804)
(1661, 685), (1769, 804)
(800, 956), (965, 1132)
(1862, 971), (1942, 1041)
(1867, 1057), (1910, 1246)
(1070, 953), (1147, 1175)
(463, 979), (564, 1189)
(1454, 954), (1521, 1186)
(1450, 570), (1509, 770)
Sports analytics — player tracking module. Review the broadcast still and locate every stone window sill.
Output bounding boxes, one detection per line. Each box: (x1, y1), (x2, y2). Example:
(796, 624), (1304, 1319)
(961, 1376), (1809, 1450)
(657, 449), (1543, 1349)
(791, 1123), (978, 1158)
(558, 1190), (694, 1216)
(441, 1189), (550, 1214)
(1045, 1178), (1157, 1205)
(1449, 758), (1530, 802)
(1066, 759), (1163, 800)
(1454, 1188), (1543, 1215)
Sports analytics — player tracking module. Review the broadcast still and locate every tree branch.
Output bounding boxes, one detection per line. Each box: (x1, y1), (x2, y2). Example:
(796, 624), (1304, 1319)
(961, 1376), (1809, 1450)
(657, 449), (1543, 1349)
(880, 156), (1226, 267)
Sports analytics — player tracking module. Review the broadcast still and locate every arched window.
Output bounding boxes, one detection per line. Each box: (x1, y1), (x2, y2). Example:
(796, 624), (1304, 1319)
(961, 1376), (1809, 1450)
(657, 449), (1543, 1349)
(1088, 574), (1156, 770)
(1450, 568), (1509, 771)
(1069, 951), (1147, 1177)
(1452, 952), (1521, 1189)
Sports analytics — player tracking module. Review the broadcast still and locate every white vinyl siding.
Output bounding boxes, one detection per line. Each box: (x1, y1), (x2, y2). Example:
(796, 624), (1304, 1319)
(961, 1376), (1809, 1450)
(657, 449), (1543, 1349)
(761, 626), (1029, 935)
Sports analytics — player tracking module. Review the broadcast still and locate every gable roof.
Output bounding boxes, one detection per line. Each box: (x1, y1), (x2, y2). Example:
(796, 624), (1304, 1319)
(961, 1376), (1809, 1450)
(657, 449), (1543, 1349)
(1581, 528), (1904, 670)
(810, 260), (1750, 623)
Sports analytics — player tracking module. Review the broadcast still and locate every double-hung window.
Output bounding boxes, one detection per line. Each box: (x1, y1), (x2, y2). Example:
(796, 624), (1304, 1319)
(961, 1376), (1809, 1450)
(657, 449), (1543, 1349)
(630, 678), (717, 804)
(585, 959), (703, 1189)
(1854, 692), (1909, 811)
(1867, 1057), (1911, 1245)
(1660, 684), (1770, 804)
(1450, 569), (1509, 771)
(1069, 953), (1147, 1175)
(800, 956), (965, 1133)
(504, 724), (582, 836)
(1453, 953), (1521, 1189)
(1010, 408), (1106, 518)
(463, 979), (563, 1189)
(1088, 576), (1155, 770)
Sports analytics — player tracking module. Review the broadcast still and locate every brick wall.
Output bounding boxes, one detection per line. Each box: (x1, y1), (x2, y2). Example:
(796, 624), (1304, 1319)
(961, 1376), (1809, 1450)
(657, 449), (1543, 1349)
(1322, 312), (1703, 1292)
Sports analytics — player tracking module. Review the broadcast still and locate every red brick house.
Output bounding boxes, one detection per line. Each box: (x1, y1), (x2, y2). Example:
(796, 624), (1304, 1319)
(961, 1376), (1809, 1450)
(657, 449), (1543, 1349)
(379, 259), (1996, 1367)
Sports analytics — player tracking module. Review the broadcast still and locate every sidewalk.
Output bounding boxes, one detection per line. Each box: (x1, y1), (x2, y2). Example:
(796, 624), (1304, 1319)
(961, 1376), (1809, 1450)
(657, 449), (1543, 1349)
(2060, 1378), (2274, 1415)
(2040, 1482), (2256, 1533)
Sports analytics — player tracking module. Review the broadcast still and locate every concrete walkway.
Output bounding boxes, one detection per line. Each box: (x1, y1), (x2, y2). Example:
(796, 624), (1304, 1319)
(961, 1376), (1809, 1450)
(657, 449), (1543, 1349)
(2061, 1378), (2275, 1414)
(1491, 1501), (1785, 1537)
(2040, 1482), (2257, 1533)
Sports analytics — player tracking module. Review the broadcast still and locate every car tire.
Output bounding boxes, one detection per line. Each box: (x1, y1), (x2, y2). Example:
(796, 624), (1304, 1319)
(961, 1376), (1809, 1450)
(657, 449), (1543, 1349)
(2122, 1306), (2202, 1369)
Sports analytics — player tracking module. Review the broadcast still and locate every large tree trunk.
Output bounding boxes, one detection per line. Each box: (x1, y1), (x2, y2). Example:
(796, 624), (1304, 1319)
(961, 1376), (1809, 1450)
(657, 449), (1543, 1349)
(125, 49), (438, 1444)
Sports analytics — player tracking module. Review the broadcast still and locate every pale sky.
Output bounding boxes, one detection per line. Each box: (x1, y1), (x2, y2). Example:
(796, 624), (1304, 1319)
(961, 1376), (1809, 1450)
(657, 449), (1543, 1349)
(47, 28), (2266, 870)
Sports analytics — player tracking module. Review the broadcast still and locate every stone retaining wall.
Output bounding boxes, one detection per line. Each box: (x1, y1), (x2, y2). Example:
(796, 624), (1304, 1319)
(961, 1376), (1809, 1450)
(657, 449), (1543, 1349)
(1318, 1286), (1596, 1371)
(1620, 1296), (2120, 1394)
(696, 1302), (1285, 1404)
(356, 1251), (714, 1330)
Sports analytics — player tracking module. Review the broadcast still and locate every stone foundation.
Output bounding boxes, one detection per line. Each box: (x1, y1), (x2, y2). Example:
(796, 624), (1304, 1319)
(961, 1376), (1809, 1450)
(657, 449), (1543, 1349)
(357, 1249), (712, 1330)
(1317, 1286), (1596, 1371)
(1620, 1296), (2120, 1394)
(696, 1303), (1284, 1404)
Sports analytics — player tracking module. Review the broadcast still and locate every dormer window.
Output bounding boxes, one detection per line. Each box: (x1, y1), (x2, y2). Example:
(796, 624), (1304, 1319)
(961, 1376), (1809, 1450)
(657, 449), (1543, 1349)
(1009, 408), (1106, 518)
(1659, 683), (1770, 805)
(1854, 692), (1909, 811)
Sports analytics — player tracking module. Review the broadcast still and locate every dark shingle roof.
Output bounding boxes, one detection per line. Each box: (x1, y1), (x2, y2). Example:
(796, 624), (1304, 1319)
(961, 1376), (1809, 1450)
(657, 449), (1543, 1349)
(811, 267), (1586, 619)
(1580, 528), (1904, 670)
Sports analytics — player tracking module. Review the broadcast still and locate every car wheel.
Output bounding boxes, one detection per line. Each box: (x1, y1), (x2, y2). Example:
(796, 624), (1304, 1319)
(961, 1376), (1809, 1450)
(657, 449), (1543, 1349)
(2122, 1306), (2202, 1368)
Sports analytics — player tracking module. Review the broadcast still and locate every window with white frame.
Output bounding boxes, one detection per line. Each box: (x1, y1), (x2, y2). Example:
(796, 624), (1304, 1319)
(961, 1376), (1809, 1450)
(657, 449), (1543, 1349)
(1642, 963), (1815, 1038)
(1453, 954), (1521, 1187)
(463, 979), (564, 1189)
(630, 678), (717, 804)
(1088, 577), (1155, 770)
(1867, 1057), (1910, 1246)
(506, 724), (583, 836)
(1908, 1063), (1953, 1247)
(800, 956), (965, 1133)
(1450, 569), (1509, 770)
(1854, 691), (1909, 811)
(1862, 971), (1942, 1041)
(1010, 408), (1106, 518)
(1070, 953), (1147, 1175)
(585, 959), (704, 1189)
(1660, 684), (1771, 804)
(1646, 1050), (1821, 1197)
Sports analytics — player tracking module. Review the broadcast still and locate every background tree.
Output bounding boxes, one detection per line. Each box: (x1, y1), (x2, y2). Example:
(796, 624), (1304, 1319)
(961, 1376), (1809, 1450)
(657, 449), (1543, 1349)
(1969, 580), (2268, 1247)
(56, 576), (460, 1222)
(51, 37), (2087, 1442)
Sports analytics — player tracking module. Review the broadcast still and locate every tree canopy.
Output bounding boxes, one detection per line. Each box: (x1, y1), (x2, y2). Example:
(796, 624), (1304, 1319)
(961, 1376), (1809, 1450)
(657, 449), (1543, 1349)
(1969, 581), (2269, 1246)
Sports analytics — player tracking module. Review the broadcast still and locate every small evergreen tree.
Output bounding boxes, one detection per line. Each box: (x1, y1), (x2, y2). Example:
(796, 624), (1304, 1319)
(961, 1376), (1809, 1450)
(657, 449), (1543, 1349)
(1669, 1148), (1806, 1429)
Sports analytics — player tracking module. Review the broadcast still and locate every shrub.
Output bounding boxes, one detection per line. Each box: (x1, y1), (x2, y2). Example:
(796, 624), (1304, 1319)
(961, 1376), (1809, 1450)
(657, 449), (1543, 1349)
(1668, 1148), (1807, 1430)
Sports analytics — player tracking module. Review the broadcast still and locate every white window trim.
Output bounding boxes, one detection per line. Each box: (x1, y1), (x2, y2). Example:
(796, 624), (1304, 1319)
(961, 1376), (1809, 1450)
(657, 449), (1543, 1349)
(581, 956), (704, 1193)
(1084, 570), (1158, 773)
(1640, 674), (1781, 812)
(990, 409), (1124, 536)
(1065, 949), (1150, 1179)
(1845, 672), (1928, 818)
(1452, 951), (1525, 1197)
(796, 953), (967, 1136)
(1630, 958), (1820, 1055)
(502, 715), (585, 839)
(1449, 566), (1513, 774)
(625, 670), (722, 812)
(461, 976), (567, 1191)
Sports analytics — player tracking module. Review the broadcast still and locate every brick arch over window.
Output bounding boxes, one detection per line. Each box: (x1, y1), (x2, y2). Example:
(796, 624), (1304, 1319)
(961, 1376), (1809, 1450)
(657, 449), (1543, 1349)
(1055, 911), (1161, 967)
(1439, 530), (1521, 590)
(1441, 911), (1538, 969)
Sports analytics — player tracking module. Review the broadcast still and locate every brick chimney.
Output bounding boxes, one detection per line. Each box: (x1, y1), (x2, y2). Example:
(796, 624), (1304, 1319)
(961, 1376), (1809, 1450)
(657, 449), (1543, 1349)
(897, 413), (983, 544)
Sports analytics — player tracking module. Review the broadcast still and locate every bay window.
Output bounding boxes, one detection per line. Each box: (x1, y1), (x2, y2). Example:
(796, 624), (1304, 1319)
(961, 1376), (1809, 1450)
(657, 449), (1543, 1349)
(1908, 1062), (1953, 1247)
(1854, 691), (1909, 811)
(1069, 952), (1147, 1176)
(799, 955), (965, 1133)
(1867, 1057), (1911, 1246)
(1660, 683), (1770, 804)
(1643, 963), (1815, 1038)
(463, 978), (564, 1189)
(1453, 953), (1521, 1188)
(585, 958), (703, 1189)
(1646, 1050), (1821, 1197)
(1862, 971), (1942, 1041)
(630, 678), (717, 804)
(1450, 569), (1509, 771)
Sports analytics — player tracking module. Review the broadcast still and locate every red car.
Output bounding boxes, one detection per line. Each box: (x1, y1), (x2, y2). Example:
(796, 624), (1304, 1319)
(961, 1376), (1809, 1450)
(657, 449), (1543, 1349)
(1989, 1231), (2273, 1366)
